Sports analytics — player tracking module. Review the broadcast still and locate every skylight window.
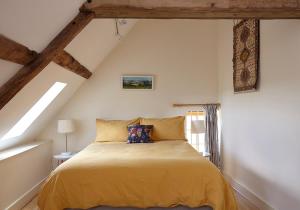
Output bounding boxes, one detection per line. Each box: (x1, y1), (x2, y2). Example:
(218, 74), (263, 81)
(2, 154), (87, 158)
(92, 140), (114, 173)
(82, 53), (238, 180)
(1, 82), (67, 140)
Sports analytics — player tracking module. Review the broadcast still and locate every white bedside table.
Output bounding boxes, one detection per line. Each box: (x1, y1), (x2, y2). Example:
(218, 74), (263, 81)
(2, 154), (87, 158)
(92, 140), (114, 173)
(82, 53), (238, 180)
(53, 153), (75, 167)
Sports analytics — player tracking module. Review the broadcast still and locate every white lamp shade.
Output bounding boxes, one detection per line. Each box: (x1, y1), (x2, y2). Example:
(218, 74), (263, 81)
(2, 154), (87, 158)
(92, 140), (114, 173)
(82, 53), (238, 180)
(191, 120), (205, 134)
(57, 120), (75, 134)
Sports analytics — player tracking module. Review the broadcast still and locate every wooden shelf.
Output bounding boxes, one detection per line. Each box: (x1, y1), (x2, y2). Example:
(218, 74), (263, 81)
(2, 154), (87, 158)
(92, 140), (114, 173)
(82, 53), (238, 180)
(173, 103), (220, 107)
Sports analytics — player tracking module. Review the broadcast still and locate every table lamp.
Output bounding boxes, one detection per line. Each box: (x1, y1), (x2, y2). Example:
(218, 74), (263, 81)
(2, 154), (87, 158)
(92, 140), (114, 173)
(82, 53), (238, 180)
(57, 120), (75, 155)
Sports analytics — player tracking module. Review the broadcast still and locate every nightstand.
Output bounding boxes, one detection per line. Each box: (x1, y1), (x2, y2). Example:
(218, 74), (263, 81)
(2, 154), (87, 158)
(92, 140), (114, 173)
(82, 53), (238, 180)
(53, 153), (75, 167)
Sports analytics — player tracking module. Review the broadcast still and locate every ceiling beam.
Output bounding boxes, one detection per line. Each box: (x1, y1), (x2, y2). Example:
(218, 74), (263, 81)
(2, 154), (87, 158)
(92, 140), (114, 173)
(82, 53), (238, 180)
(0, 35), (92, 79)
(0, 11), (95, 110)
(81, 0), (300, 19)
(0, 34), (38, 65)
(53, 50), (92, 79)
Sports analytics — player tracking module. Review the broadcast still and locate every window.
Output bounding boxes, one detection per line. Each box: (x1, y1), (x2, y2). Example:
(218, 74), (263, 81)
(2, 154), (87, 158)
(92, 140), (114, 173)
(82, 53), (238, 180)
(1, 82), (67, 140)
(186, 111), (205, 153)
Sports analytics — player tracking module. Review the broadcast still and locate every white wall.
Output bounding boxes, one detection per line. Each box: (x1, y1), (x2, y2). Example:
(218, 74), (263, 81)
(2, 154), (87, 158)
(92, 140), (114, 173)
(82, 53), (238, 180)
(0, 141), (52, 209)
(39, 20), (219, 154)
(217, 20), (300, 210)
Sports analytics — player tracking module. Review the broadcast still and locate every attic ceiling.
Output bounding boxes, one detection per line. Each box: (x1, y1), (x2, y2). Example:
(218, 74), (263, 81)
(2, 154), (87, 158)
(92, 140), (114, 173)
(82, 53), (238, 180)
(0, 0), (136, 150)
(0, 0), (84, 87)
(1, 0), (300, 110)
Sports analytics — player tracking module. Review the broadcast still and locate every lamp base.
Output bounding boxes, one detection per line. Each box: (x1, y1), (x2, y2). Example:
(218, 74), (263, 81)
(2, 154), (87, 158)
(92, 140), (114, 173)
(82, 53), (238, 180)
(60, 152), (72, 156)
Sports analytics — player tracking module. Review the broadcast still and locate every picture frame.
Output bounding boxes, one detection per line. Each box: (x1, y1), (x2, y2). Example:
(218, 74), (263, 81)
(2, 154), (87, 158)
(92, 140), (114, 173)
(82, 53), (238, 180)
(121, 75), (154, 90)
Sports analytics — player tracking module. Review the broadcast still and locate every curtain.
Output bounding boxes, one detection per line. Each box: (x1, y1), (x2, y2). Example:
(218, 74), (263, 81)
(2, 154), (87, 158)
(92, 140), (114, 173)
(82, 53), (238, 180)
(203, 104), (221, 168)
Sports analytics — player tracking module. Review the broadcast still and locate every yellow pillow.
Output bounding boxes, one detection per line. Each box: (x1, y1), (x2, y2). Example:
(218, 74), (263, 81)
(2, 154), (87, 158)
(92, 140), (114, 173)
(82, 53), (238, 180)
(140, 116), (185, 141)
(95, 118), (140, 142)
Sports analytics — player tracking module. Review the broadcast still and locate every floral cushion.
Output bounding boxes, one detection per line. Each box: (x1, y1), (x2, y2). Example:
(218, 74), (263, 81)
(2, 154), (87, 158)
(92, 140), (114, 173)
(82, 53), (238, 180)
(127, 125), (153, 143)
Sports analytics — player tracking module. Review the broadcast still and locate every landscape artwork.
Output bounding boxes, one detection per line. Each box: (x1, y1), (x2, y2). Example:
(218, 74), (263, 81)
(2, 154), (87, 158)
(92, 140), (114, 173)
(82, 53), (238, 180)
(122, 75), (154, 90)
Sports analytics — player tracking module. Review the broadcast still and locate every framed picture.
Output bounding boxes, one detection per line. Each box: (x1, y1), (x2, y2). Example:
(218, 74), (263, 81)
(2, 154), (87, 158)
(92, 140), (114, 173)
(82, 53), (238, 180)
(233, 19), (260, 93)
(121, 75), (154, 90)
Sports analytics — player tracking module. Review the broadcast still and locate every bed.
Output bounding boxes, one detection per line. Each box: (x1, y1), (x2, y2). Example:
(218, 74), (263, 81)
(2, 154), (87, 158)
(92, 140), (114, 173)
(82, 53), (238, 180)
(38, 140), (237, 210)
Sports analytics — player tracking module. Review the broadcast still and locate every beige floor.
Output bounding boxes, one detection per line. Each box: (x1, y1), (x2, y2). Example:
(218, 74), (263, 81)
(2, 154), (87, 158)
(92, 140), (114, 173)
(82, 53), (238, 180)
(22, 190), (258, 210)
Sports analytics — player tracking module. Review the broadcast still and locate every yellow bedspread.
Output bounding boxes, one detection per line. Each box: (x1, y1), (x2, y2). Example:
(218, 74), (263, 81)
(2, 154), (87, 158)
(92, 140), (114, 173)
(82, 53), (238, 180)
(38, 141), (237, 210)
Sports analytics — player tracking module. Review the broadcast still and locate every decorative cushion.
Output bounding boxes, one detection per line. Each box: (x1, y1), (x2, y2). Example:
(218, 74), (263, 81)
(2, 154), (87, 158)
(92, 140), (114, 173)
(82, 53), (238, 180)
(95, 118), (140, 142)
(127, 125), (153, 143)
(140, 116), (185, 141)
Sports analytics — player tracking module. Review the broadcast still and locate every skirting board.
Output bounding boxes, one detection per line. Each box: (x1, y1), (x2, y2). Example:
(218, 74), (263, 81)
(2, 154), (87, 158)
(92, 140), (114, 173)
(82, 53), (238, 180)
(5, 177), (46, 210)
(224, 173), (275, 210)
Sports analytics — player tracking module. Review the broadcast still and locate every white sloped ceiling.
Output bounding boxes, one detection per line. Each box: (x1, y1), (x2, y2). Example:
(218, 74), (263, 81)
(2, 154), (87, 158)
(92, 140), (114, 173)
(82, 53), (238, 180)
(0, 0), (137, 150)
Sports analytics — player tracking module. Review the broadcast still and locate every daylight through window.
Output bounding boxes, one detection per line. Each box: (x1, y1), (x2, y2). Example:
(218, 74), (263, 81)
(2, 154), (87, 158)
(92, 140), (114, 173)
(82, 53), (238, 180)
(1, 82), (67, 140)
(186, 111), (205, 153)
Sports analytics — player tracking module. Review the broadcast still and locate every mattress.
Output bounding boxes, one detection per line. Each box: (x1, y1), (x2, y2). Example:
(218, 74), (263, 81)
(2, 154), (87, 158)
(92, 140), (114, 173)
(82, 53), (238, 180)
(38, 140), (237, 210)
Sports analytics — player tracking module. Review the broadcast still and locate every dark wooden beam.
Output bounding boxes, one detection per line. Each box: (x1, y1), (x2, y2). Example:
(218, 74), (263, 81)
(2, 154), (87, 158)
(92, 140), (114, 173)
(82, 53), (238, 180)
(81, 0), (300, 19)
(0, 11), (95, 110)
(53, 50), (92, 79)
(0, 34), (38, 65)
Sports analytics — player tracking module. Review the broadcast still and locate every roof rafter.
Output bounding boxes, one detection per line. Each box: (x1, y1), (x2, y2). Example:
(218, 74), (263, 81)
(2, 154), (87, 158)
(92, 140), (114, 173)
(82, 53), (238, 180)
(0, 11), (95, 110)
(0, 34), (38, 65)
(81, 0), (300, 19)
(0, 34), (92, 79)
(53, 50), (92, 79)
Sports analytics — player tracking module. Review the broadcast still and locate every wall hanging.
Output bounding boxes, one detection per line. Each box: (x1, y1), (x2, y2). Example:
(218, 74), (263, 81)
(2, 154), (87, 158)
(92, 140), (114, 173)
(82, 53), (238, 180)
(233, 19), (259, 92)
